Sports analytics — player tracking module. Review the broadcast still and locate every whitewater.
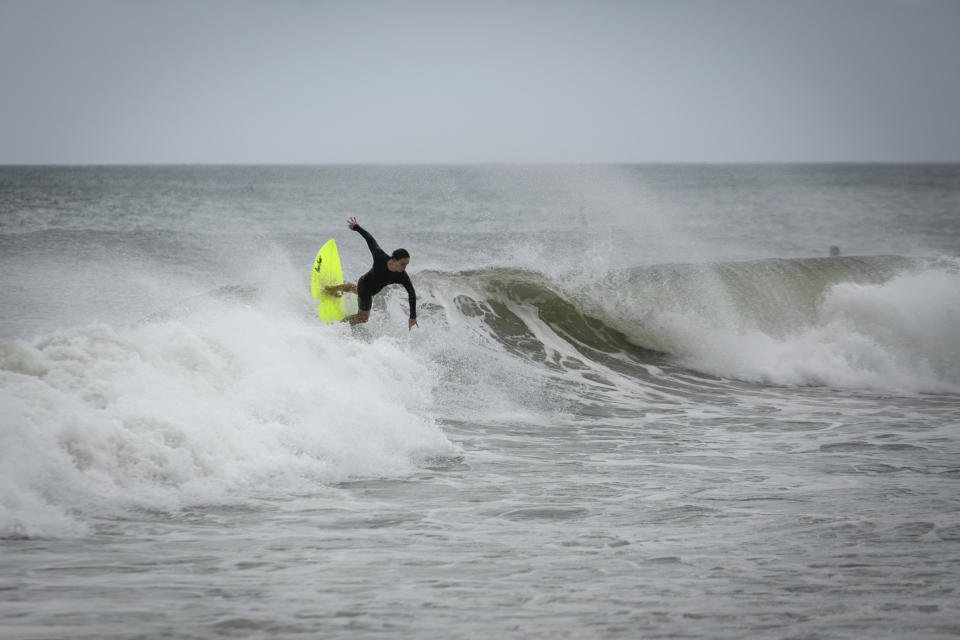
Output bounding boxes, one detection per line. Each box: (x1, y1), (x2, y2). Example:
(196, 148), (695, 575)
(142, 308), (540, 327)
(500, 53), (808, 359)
(1, 165), (959, 638)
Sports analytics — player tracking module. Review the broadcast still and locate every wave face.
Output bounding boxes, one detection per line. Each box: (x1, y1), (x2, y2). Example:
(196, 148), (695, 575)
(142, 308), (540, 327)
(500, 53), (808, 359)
(421, 255), (960, 394)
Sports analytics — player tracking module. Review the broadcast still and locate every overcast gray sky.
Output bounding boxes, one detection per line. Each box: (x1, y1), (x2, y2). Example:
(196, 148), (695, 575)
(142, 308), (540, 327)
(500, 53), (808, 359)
(1, 0), (959, 164)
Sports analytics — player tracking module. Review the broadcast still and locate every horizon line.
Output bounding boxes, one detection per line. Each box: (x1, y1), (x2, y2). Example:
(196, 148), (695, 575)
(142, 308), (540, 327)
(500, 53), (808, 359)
(3, 160), (960, 168)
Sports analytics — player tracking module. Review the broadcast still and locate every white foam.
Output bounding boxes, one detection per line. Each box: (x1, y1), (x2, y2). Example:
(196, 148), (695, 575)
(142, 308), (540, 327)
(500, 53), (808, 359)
(651, 267), (960, 394)
(0, 298), (455, 538)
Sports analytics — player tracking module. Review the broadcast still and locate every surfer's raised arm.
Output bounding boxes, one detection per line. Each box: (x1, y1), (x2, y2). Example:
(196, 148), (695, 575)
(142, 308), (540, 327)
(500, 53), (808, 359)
(348, 217), (387, 260)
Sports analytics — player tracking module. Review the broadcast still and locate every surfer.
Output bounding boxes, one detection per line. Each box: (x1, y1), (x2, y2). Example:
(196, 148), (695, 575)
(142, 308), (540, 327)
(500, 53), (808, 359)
(326, 217), (418, 330)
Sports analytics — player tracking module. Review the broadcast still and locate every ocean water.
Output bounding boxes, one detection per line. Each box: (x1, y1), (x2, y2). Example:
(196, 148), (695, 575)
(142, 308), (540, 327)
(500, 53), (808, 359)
(1, 164), (959, 639)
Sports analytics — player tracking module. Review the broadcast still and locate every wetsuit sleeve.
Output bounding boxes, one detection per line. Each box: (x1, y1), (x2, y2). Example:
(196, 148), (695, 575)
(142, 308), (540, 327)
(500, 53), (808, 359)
(352, 224), (388, 259)
(403, 273), (417, 319)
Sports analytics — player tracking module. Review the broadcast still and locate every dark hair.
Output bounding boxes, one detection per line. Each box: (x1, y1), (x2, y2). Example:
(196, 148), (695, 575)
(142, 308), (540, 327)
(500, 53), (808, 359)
(392, 248), (410, 261)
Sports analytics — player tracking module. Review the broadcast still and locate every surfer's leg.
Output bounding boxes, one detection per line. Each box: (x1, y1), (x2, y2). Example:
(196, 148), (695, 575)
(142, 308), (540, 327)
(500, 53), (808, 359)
(344, 285), (374, 324)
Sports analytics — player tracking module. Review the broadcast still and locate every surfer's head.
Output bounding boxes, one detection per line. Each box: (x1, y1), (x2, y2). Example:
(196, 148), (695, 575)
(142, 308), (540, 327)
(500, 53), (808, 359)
(389, 248), (410, 272)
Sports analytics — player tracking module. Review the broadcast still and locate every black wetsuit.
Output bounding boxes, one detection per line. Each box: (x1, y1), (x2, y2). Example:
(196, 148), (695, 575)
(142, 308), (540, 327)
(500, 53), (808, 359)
(353, 224), (417, 319)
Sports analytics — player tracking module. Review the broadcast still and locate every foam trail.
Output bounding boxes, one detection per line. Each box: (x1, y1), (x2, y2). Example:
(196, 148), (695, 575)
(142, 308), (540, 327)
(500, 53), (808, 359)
(0, 299), (455, 538)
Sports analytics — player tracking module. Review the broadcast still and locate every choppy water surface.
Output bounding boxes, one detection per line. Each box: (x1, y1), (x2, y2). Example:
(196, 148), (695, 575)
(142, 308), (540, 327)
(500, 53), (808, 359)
(2, 165), (959, 638)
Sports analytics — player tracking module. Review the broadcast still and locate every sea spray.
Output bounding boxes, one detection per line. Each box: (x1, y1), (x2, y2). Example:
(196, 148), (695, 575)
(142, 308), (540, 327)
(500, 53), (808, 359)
(0, 299), (455, 538)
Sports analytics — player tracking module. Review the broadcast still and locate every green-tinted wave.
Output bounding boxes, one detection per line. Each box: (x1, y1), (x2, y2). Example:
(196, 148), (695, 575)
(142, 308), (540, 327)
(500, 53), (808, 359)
(421, 255), (924, 364)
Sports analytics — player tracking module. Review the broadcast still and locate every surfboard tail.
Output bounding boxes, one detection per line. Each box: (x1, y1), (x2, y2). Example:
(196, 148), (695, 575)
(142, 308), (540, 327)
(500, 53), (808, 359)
(311, 238), (357, 323)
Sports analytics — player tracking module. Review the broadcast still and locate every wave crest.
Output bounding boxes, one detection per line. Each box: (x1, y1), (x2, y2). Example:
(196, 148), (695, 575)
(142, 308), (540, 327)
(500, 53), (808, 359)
(422, 255), (959, 393)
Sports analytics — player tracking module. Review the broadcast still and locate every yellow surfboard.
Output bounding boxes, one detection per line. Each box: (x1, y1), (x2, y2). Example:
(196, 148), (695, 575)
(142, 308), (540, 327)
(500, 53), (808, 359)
(311, 238), (355, 323)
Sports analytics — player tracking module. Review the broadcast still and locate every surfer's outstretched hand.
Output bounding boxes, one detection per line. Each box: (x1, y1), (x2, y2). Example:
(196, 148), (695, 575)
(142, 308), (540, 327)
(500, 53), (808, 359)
(409, 318), (419, 331)
(347, 216), (358, 230)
